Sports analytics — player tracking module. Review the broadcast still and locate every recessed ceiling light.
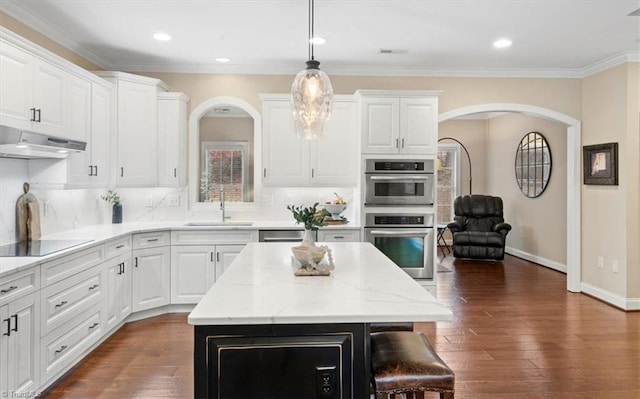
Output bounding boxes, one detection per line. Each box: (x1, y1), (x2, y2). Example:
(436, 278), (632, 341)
(309, 37), (326, 45)
(215, 57), (231, 63)
(493, 38), (512, 49)
(153, 32), (172, 41)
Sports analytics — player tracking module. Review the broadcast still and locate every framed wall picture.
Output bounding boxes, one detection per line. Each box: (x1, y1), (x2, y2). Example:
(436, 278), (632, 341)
(583, 142), (618, 185)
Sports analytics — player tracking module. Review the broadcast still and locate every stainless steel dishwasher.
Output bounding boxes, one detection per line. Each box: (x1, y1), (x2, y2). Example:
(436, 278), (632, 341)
(258, 229), (317, 243)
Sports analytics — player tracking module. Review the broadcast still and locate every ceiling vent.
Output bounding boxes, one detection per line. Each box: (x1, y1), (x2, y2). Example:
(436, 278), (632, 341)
(378, 49), (408, 55)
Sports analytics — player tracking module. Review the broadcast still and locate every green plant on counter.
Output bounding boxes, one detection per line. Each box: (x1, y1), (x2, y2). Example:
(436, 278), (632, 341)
(101, 190), (121, 206)
(287, 203), (330, 230)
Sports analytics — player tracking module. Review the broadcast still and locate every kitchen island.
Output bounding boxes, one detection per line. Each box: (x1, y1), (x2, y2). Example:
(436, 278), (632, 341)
(188, 242), (452, 398)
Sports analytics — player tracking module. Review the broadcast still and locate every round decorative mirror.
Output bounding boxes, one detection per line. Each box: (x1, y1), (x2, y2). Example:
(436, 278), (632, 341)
(515, 131), (552, 198)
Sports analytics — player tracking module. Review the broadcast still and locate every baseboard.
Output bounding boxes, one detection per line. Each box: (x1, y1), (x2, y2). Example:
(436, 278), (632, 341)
(126, 304), (195, 322)
(581, 282), (640, 311)
(505, 246), (567, 273)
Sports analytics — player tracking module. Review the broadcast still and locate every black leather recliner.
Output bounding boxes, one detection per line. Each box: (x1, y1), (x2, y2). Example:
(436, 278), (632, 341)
(447, 195), (512, 260)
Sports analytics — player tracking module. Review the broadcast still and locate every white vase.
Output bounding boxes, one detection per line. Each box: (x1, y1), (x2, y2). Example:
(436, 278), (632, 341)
(302, 229), (316, 247)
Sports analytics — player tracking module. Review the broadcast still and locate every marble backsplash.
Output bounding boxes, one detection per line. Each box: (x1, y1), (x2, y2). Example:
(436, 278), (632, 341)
(0, 158), (358, 245)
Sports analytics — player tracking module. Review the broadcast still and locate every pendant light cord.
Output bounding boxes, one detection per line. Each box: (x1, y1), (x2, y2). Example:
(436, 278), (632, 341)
(308, 0), (315, 61)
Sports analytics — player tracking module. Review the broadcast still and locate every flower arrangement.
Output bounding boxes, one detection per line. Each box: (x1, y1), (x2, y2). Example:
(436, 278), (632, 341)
(101, 190), (121, 206)
(287, 203), (330, 230)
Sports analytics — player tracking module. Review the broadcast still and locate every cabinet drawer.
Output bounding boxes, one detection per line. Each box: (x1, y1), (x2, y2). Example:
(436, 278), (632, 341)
(41, 308), (103, 384)
(132, 231), (171, 249)
(41, 265), (103, 336)
(42, 245), (104, 286)
(104, 236), (132, 259)
(172, 230), (257, 245)
(0, 266), (40, 306)
(318, 230), (361, 242)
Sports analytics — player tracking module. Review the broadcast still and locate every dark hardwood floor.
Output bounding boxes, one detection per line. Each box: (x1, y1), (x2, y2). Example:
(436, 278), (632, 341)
(43, 252), (640, 398)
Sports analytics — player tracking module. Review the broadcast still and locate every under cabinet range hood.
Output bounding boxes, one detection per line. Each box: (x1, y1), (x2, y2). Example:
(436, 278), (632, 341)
(0, 125), (86, 159)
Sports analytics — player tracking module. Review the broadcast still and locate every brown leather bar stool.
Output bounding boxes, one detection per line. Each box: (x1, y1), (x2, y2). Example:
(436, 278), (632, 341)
(371, 331), (455, 399)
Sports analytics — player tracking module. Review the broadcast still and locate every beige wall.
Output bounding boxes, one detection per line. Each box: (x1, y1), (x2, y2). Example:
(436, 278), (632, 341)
(0, 12), (101, 71)
(582, 64), (632, 298)
(438, 119), (488, 196)
(487, 114), (567, 265)
(199, 116), (255, 201)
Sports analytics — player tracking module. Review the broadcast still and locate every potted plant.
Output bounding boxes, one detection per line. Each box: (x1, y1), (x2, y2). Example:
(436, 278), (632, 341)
(101, 190), (122, 223)
(286, 203), (329, 246)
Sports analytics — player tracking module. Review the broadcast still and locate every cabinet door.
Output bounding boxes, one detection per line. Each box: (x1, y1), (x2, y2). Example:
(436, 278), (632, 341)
(132, 246), (171, 312)
(262, 99), (309, 186)
(399, 97), (438, 154)
(65, 76), (93, 186)
(104, 255), (131, 331)
(32, 59), (65, 136)
(6, 293), (40, 394)
(360, 96), (399, 154)
(170, 246), (215, 304)
(158, 95), (188, 187)
(116, 80), (158, 187)
(0, 41), (34, 129)
(215, 245), (244, 280)
(0, 304), (8, 394)
(90, 83), (112, 186)
(310, 100), (358, 186)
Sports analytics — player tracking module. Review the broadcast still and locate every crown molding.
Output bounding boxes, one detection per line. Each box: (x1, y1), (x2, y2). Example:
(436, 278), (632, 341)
(579, 51), (640, 78)
(2, 0), (638, 79)
(0, 0), (112, 69)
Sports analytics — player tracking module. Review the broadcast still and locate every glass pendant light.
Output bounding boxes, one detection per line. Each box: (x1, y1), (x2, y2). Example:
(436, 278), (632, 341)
(291, 0), (333, 139)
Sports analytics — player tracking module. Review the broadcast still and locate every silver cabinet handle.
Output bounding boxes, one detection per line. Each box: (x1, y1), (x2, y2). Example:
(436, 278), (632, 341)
(88, 284), (99, 291)
(395, 138), (399, 148)
(216, 252), (220, 262)
(401, 138), (405, 148)
(1, 286), (18, 294)
(54, 345), (68, 355)
(55, 300), (68, 308)
(116, 244), (125, 249)
(147, 238), (159, 242)
(334, 236), (345, 239)
(369, 175), (430, 181)
(88, 322), (99, 330)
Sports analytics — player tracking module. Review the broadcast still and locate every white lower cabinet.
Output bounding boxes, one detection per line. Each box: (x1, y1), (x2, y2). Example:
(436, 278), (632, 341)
(317, 229), (361, 242)
(0, 292), (40, 396)
(170, 245), (215, 304)
(170, 230), (256, 304)
(104, 254), (132, 331)
(131, 246), (171, 312)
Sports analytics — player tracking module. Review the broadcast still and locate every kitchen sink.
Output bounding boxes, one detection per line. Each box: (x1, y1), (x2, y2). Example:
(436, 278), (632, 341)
(183, 221), (254, 227)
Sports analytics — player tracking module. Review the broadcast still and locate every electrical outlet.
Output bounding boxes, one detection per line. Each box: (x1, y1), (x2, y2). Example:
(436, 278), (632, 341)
(145, 196), (153, 207)
(168, 195), (180, 207)
(43, 201), (52, 217)
(315, 365), (337, 398)
(597, 256), (604, 269)
(612, 260), (619, 274)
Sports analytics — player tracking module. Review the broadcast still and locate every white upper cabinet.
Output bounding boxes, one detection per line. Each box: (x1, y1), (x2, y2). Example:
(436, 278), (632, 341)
(158, 92), (189, 187)
(358, 90), (440, 155)
(94, 72), (168, 187)
(0, 41), (65, 137)
(261, 94), (358, 187)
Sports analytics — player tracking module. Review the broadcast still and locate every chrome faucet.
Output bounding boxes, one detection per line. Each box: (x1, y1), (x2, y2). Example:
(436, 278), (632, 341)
(219, 187), (226, 222)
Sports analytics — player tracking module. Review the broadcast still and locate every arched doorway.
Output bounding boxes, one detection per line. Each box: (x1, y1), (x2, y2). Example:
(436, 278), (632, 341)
(188, 97), (262, 210)
(439, 103), (581, 293)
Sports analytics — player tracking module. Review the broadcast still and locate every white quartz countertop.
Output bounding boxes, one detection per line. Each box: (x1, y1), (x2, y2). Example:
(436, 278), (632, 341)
(0, 220), (360, 277)
(188, 242), (452, 325)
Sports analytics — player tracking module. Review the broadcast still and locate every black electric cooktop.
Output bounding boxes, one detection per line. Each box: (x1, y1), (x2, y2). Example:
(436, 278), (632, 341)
(0, 239), (93, 257)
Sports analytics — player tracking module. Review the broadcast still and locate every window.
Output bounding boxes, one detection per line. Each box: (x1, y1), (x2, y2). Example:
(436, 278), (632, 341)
(436, 145), (460, 224)
(201, 141), (248, 202)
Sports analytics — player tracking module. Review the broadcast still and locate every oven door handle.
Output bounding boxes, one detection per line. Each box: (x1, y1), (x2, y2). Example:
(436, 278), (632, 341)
(369, 230), (430, 235)
(369, 175), (431, 181)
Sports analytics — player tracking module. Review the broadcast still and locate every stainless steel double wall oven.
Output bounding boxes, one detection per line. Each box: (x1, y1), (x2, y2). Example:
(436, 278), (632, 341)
(364, 159), (435, 279)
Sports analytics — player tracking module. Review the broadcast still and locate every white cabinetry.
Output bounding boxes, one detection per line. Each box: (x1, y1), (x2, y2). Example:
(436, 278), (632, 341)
(261, 94), (357, 186)
(66, 81), (112, 187)
(104, 254), (132, 331)
(170, 230), (256, 303)
(131, 232), (171, 312)
(93, 71), (168, 187)
(358, 90), (439, 155)
(0, 292), (40, 396)
(158, 92), (189, 187)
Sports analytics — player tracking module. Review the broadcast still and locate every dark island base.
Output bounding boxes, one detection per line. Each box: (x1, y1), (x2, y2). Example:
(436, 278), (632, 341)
(194, 323), (370, 398)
